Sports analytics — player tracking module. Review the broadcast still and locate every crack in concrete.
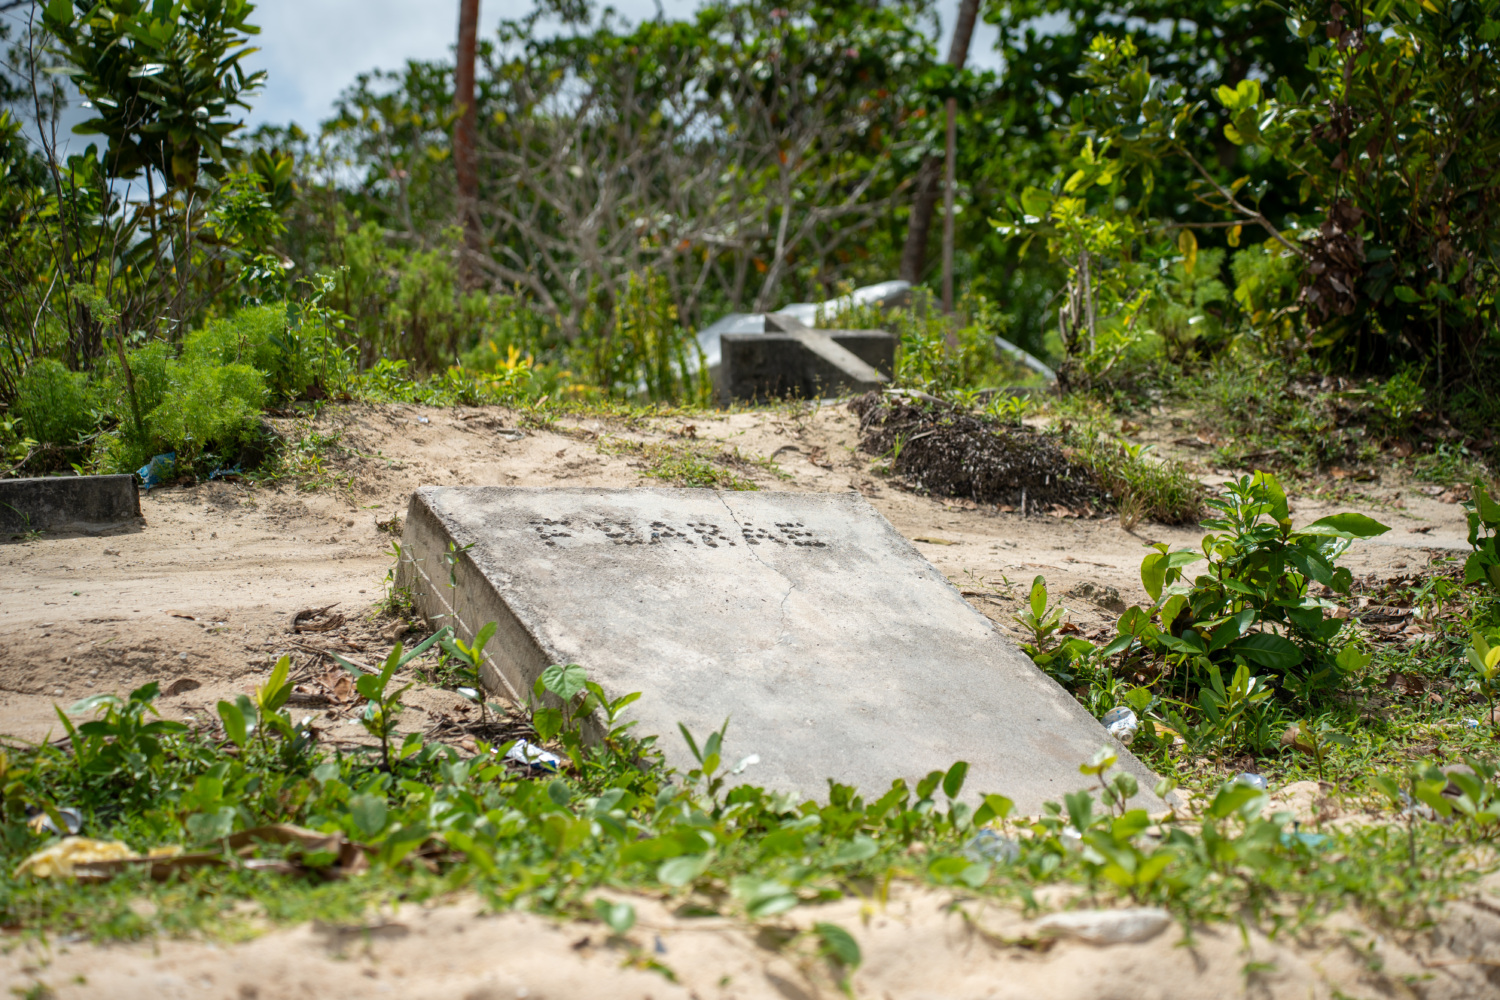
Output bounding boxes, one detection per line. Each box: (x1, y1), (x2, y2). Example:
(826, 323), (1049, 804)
(716, 492), (796, 643)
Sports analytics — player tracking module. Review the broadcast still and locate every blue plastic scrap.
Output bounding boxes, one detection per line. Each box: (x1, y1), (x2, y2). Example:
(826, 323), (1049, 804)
(136, 452), (176, 491)
(209, 464), (243, 481)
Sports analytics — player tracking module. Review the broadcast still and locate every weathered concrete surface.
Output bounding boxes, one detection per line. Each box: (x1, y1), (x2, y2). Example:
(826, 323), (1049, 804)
(397, 487), (1164, 811)
(0, 474), (140, 536)
(719, 313), (895, 404)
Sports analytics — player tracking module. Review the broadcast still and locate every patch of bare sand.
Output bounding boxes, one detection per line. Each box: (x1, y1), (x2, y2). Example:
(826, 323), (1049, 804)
(4, 882), (1500, 1000)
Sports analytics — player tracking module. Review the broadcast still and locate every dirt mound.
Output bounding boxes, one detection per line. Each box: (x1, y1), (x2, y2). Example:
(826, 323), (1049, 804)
(850, 391), (1103, 512)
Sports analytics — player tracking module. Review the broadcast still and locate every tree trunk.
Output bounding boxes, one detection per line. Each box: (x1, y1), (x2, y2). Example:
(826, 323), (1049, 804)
(898, 0), (981, 284)
(941, 96), (956, 314)
(454, 0), (482, 288)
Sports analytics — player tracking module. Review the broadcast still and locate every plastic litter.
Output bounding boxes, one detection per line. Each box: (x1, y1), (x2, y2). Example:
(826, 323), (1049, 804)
(1101, 705), (1139, 745)
(1035, 907), (1172, 945)
(208, 463), (242, 481)
(502, 739), (561, 772)
(417, 416), (430, 424)
(1462, 717), (1481, 729)
(26, 806), (82, 835)
(1058, 825), (1083, 851)
(136, 452), (176, 491)
(963, 828), (1021, 864)
(1235, 773), (1269, 792)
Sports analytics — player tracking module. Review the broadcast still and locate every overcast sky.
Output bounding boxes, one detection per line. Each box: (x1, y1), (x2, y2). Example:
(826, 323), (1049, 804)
(242, 0), (1002, 129)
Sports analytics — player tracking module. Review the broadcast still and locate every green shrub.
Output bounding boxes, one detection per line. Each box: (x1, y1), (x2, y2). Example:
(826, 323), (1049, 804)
(13, 358), (94, 447)
(1368, 367), (1426, 438)
(1146, 247), (1230, 363)
(184, 304), (341, 402)
(146, 360), (267, 462)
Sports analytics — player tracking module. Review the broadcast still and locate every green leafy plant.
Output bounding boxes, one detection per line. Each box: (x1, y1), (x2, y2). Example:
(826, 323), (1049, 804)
(1013, 575), (1067, 654)
(1283, 717), (1354, 782)
(57, 683), (187, 780)
(439, 622), (498, 719)
(1462, 482), (1500, 595)
(357, 644), (417, 771)
(1465, 633), (1500, 734)
(1123, 473), (1386, 701)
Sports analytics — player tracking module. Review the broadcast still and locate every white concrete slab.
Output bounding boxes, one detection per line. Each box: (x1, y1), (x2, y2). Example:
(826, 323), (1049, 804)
(396, 487), (1164, 812)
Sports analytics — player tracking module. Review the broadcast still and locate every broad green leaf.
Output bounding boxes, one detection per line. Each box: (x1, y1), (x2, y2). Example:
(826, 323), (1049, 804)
(814, 922), (862, 968)
(542, 663), (588, 703)
(186, 806), (236, 842)
(658, 853), (710, 887)
(942, 761), (969, 799)
(532, 707), (563, 742)
(1297, 513), (1391, 539)
(1229, 633), (1304, 670)
(217, 700), (248, 748)
(1207, 782), (1264, 820)
(66, 693), (121, 715)
(1141, 551), (1167, 603)
(1475, 484), (1500, 527)
(594, 899), (636, 934)
(832, 836), (878, 864)
(1335, 646), (1373, 674)
(1253, 472), (1290, 523)
(1029, 575), (1047, 619)
(1020, 186), (1052, 218)
(258, 655), (292, 713)
(348, 794), (388, 838)
(973, 793), (1014, 827)
(473, 621), (497, 653)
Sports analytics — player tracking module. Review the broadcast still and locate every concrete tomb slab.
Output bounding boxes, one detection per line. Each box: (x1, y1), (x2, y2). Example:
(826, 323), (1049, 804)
(396, 487), (1163, 812)
(718, 313), (896, 404)
(0, 474), (140, 537)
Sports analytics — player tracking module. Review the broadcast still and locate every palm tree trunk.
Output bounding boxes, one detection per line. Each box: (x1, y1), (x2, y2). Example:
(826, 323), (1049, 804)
(898, 0), (981, 284)
(454, 0), (482, 288)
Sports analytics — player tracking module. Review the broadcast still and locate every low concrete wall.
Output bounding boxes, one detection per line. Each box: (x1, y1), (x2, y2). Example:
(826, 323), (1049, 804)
(0, 475), (140, 535)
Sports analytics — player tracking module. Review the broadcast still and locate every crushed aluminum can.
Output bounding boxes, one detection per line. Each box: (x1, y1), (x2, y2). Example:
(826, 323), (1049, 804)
(1235, 773), (1268, 792)
(963, 828), (1021, 864)
(502, 739), (561, 772)
(1102, 705), (1139, 745)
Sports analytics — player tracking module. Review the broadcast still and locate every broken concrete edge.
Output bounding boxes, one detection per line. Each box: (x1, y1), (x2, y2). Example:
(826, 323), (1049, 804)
(394, 491), (612, 745)
(0, 474), (142, 537)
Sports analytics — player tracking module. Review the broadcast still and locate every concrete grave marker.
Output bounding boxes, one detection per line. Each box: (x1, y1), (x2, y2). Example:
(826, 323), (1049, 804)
(719, 313), (896, 404)
(397, 487), (1164, 812)
(0, 474), (141, 537)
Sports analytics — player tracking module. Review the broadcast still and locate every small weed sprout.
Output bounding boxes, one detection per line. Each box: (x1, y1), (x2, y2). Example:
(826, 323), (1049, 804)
(440, 622), (498, 720)
(1465, 633), (1500, 732)
(1012, 575), (1067, 653)
(986, 394), (1031, 426)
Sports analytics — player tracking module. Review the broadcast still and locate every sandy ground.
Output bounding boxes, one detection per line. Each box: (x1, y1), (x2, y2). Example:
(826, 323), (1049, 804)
(1, 400), (1489, 998)
(4, 871), (1500, 1000)
(0, 401), (1470, 744)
